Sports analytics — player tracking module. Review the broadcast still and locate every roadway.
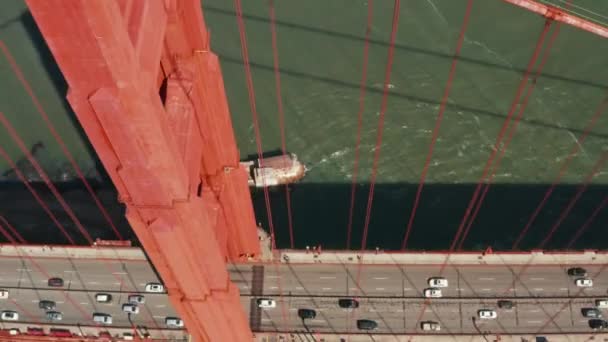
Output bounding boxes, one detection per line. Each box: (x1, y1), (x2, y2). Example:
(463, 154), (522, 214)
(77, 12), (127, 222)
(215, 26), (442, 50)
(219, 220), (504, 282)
(0, 255), (606, 335)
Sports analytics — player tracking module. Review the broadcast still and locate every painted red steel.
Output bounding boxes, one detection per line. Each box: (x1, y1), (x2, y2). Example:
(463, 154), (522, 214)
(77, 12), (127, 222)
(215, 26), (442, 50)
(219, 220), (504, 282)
(25, 0), (259, 341)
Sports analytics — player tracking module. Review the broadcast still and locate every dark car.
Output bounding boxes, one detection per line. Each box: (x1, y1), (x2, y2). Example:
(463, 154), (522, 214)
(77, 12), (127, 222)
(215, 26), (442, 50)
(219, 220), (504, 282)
(47, 278), (64, 287)
(357, 319), (378, 331)
(297, 308), (316, 320)
(497, 300), (514, 310)
(589, 319), (608, 330)
(338, 298), (359, 309)
(567, 267), (587, 277)
(582, 308), (603, 318)
(38, 300), (56, 310)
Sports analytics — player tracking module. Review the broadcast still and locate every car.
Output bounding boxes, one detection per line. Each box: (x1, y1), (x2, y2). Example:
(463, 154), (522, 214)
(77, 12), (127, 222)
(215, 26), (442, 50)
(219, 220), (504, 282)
(165, 317), (184, 328)
(589, 319), (608, 330)
(497, 300), (515, 310)
(298, 308), (317, 320)
(596, 299), (608, 308)
(427, 277), (448, 288)
(256, 298), (276, 309)
(123, 333), (134, 340)
(421, 321), (441, 331)
(582, 308), (603, 318)
(567, 267), (587, 277)
(1, 311), (19, 321)
(356, 319), (378, 331)
(46, 311), (63, 321)
(128, 295), (145, 305)
(478, 309), (497, 319)
(338, 298), (359, 309)
(49, 328), (71, 337)
(38, 300), (56, 310)
(0, 289), (8, 299)
(92, 313), (113, 325)
(8, 328), (19, 336)
(48, 277), (64, 287)
(576, 278), (593, 287)
(95, 293), (112, 303)
(145, 283), (164, 293)
(423, 288), (442, 298)
(122, 303), (139, 314)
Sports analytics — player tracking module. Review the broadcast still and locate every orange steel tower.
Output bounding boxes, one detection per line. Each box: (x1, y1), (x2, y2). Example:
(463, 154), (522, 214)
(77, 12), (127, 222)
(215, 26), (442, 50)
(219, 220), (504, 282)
(25, 1), (259, 341)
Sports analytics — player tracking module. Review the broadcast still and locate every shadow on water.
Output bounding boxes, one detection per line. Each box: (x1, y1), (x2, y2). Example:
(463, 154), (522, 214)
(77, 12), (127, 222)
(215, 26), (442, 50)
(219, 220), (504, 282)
(251, 182), (608, 251)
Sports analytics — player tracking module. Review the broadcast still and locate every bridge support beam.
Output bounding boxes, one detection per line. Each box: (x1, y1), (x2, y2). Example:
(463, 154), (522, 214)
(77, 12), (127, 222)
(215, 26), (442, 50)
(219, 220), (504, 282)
(25, 1), (259, 341)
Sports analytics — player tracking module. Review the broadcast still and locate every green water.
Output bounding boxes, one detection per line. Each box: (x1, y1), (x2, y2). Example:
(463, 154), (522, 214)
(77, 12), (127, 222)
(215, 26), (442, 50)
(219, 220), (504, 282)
(0, 0), (606, 250)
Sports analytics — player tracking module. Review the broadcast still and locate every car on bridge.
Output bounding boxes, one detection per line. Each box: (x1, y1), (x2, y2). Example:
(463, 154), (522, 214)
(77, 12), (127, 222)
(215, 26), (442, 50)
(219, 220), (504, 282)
(46, 311), (63, 321)
(497, 300), (515, 310)
(39, 300), (56, 311)
(298, 308), (316, 320)
(582, 308), (602, 318)
(128, 295), (145, 305)
(589, 319), (608, 330)
(256, 298), (276, 309)
(423, 288), (442, 298)
(0, 311), (18, 321)
(165, 317), (184, 328)
(568, 267), (587, 277)
(357, 319), (378, 331)
(122, 303), (140, 314)
(338, 298), (359, 309)
(145, 282), (164, 293)
(48, 277), (64, 287)
(93, 313), (113, 325)
(95, 293), (112, 303)
(596, 299), (608, 308)
(427, 277), (448, 288)
(0, 290), (8, 299)
(576, 278), (593, 287)
(477, 309), (497, 319)
(421, 321), (441, 331)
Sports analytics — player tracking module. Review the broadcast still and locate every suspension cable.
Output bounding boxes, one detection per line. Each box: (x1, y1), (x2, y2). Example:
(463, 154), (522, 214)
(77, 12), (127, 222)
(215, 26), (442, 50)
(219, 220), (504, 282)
(537, 151), (607, 249)
(0, 215), (26, 243)
(346, 0), (374, 250)
(0, 112), (93, 245)
(566, 194), (608, 248)
(401, 0), (474, 250)
(234, 0), (289, 331)
(456, 17), (562, 250)
(268, 0), (295, 249)
(448, 19), (553, 253)
(360, 0), (401, 250)
(512, 93), (608, 249)
(0, 40), (123, 241)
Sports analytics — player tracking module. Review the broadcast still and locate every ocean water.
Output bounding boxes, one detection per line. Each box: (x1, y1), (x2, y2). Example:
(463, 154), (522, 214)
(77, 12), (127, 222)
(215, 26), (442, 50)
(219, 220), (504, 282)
(0, 0), (606, 250)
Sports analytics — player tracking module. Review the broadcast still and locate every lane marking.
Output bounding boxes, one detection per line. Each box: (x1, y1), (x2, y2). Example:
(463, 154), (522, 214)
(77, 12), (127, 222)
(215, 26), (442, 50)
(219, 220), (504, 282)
(295, 287), (304, 290)
(31, 300), (38, 303)
(56, 301), (64, 304)
(155, 305), (166, 308)
(530, 309), (540, 313)
(112, 282), (121, 285)
(560, 288), (568, 291)
(261, 318), (271, 322)
(112, 272), (127, 275)
(322, 288), (332, 291)
(527, 320), (542, 324)
(63, 270), (75, 273)
(375, 288), (385, 291)
(309, 320), (326, 324)
(533, 288), (544, 291)
(88, 281), (99, 285)
(266, 275), (281, 279)
(80, 302), (89, 305)
(319, 276), (336, 279)
(373, 277), (388, 280)
(153, 315), (164, 319)
(16, 269), (31, 272)
(479, 277), (495, 281)
(269, 286), (278, 290)
(403, 288), (412, 291)
(530, 278), (545, 281)
(289, 308), (297, 311)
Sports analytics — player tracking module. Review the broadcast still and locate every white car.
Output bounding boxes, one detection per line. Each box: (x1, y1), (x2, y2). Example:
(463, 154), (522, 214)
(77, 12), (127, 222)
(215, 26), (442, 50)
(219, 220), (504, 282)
(95, 293), (112, 303)
(478, 309), (497, 319)
(421, 321), (441, 331)
(93, 313), (113, 325)
(122, 303), (139, 314)
(596, 299), (608, 308)
(428, 277), (448, 288)
(128, 295), (145, 305)
(0, 289), (8, 299)
(423, 288), (442, 298)
(576, 278), (593, 287)
(145, 283), (164, 293)
(257, 298), (276, 309)
(165, 317), (184, 328)
(1, 311), (19, 321)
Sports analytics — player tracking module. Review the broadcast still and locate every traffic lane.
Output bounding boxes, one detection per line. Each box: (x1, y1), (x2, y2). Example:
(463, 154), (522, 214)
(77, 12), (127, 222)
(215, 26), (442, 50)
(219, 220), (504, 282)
(243, 297), (598, 334)
(0, 289), (176, 328)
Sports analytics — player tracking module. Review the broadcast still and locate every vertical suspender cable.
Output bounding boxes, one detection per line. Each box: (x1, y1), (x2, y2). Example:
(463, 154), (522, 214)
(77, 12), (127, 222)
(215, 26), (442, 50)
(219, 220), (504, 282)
(456, 19), (562, 250)
(566, 195), (608, 248)
(400, 0), (474, 250)
(269, 0), (295, 249)
(0, 40), (123, 240)
(346, 0), (374, 250)
(360, 0), (401, 250)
